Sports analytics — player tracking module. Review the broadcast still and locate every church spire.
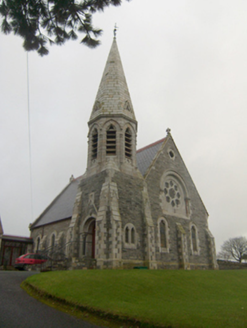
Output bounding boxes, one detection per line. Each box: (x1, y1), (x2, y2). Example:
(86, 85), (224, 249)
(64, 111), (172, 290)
(86, 37), (140, 178)
(89, 37), (136, 123)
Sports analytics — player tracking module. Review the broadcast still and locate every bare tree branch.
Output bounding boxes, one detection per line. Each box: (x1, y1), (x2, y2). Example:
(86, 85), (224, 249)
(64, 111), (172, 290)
(218, 237), (247, 263)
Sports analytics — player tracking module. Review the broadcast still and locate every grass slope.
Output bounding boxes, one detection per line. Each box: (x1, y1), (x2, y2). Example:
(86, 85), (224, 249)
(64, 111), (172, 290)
(25, 270), (247, 328)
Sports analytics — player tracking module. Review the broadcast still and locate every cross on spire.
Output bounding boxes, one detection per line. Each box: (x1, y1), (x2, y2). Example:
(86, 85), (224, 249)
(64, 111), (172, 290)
(114, 24), (118, 39)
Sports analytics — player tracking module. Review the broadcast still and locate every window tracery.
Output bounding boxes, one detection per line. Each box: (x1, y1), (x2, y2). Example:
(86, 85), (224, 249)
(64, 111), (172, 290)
(160, 173), (189, 218)
(164, 179), (181, 208)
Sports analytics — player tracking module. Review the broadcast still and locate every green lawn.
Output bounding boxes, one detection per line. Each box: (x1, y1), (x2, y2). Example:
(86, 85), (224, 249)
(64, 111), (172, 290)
(24, 270), (247, 328)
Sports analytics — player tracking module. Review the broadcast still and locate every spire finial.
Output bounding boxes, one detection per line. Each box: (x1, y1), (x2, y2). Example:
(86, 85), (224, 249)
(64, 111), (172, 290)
(114, 23), (118, 39)
(166, 128), (171, 135)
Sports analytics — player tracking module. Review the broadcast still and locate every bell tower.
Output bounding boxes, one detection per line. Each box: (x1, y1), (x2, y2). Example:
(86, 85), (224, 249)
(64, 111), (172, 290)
(85, 36), (141, 178)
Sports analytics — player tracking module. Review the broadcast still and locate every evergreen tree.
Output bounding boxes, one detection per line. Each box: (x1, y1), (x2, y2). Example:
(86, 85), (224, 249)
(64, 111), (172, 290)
(0, 0), (129, 56)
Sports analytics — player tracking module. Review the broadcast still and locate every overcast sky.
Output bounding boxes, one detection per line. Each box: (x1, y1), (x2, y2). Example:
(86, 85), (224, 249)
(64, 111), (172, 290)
(1, 0), (247, 252)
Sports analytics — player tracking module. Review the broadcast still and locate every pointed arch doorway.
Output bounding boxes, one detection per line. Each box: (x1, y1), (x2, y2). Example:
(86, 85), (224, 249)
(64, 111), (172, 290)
(82, 218), (96, 259)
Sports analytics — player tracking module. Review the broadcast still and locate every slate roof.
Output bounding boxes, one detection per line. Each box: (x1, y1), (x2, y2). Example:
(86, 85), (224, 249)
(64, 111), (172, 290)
(136, 138), (166, 176)
(31, 138), (165, 229)
(31, 177), (81, 229)
(89, 38), (136, 123)
(2, 235), (33, 243)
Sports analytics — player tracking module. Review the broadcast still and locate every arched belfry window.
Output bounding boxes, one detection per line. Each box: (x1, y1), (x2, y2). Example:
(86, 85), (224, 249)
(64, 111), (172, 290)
(125, 128), (132, 158)
(106, 124), (116, 156)
(91, 128), (98, 160)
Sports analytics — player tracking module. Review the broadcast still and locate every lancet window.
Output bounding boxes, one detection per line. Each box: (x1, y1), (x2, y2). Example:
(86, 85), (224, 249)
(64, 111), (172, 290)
(125, 226), (129, 243)
(106, 125), (116, 156)
(160, 220), (167, 248)
(124, 223), (136, 248)
(191, 225), (198, 253)
(91, 128), (98, 160)
(125, 128), (132, 158)
(36, 237), (40, 252)
(131, 227), (135, 244)
(158, 218), (169, 252)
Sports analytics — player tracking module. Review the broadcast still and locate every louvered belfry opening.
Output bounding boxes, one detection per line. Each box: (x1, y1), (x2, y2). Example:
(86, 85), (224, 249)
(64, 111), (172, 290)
(125, 128), (132, 158)
(106, 124), (116, 155)
(92, 129), (98, 160)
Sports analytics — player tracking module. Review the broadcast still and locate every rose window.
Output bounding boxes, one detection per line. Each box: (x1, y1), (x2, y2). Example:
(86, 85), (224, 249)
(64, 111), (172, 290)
(164, 179), (181, 208)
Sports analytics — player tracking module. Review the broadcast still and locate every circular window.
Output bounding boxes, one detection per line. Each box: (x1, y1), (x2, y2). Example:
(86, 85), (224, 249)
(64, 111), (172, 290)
(164, 179), (181, 208)
(168, 149), (175, 159)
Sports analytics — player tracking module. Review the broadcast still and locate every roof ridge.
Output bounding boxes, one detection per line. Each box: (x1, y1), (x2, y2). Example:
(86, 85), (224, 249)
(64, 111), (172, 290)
(30, 178), (81, 229)
(137, 137), (166, 153)
(3, 234), (32, 239)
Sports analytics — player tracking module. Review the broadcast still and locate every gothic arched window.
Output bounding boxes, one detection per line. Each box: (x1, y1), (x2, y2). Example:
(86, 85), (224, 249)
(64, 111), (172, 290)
(164, 179), (182, 208)
(36, 237), (40, 252)
(160, 220), (167, 248)
(106, 125), (116, 156)
(191, 225), (198, 253)
(51, 234), (55, 251)
(158, 218), (169, 252)
(91, 128), (98, 160)
(125, 226), (129, 243)
(131, 227), (135, 244)
(125, 128), (132, 158)
(124, 224), (136, 249)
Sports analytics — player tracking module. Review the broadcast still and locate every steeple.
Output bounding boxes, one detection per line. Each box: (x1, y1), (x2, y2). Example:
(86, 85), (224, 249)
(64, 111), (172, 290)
(89, 38), (136, 123)
(86, 37), (140, 177)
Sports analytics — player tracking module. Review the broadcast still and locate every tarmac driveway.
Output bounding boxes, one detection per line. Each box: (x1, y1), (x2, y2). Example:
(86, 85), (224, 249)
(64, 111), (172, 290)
(0, 271), (101, 328)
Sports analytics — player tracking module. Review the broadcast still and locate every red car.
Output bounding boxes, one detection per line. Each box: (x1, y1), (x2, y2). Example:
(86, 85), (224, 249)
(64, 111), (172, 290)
(15, 253), (47, 270)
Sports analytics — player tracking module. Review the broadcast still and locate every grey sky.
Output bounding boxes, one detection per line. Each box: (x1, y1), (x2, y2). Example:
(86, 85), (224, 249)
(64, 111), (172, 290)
(1, 0), (247, 251)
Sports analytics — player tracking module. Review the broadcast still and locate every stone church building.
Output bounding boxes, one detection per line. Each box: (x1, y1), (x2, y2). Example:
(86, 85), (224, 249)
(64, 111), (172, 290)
(30, 37), (217, 270)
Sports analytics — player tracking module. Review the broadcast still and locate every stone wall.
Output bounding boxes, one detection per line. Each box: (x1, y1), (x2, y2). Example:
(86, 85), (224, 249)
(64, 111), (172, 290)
(145, 135), (214, 269)
(31, 218), (71, 253)
(217, 259), (247, 270)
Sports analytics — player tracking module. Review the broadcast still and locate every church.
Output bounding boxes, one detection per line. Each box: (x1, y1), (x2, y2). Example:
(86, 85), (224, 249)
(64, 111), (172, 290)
(30, 36), (218, 270)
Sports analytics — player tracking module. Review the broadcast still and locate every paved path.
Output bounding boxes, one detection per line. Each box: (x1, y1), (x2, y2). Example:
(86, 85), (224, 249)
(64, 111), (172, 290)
(0, 271), (101, 328)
